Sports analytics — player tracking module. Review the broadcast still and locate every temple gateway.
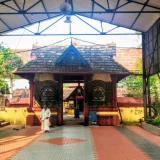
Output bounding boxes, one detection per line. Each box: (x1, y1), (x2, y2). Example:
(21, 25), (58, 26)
(15, 44), (130, 126)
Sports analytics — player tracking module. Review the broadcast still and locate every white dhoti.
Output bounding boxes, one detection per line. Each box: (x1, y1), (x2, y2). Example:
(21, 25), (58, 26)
(40, 108), (51, 131)
(41, 119), (50, 131)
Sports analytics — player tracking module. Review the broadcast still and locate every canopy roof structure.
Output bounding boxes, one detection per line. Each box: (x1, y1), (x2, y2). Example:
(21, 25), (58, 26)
(0, 0), (159, 34)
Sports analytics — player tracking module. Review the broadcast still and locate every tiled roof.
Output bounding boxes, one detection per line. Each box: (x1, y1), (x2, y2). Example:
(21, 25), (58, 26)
(16, 45), (130, 75)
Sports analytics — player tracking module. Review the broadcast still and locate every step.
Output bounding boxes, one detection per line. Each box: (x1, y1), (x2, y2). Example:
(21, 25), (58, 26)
(0, 122), (10, 127)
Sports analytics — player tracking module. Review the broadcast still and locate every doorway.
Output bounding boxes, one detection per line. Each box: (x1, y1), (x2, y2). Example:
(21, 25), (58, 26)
(62, 75), (85, 125)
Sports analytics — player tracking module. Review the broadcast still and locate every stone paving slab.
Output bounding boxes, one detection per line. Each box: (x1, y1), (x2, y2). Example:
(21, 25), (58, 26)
(0, 126), (43, 160)
(116, 126), (160, 160)
(11, 126), (95, 160)
(126, 125), (160, 147)
(90, 126), (151, 160)
(1, 125), (160, 160)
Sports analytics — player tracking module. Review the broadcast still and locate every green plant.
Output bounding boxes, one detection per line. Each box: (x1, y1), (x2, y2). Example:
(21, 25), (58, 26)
(0, 43), (23, 93)
(146, 118), (160, 127)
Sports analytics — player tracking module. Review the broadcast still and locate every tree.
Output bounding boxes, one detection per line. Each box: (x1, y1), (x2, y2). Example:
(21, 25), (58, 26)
(119, 58), (160, 100)
(0, 43), (23, 94)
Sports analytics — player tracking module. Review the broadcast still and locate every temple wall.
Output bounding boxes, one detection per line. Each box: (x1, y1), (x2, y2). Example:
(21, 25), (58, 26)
(92, 73), (111, 82)
(0, 105), (143, 125)
(119, 107), (144, 123)
(0, 107), (57, 125)
(0, 107), (28, 124)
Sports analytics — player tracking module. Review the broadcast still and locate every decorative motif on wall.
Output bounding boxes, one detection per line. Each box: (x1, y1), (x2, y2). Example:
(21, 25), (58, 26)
(87, 80), (112, 108)
(92, 86), (105, 101)
(41, 87), (54, 102)
(34, 80), (60, 108)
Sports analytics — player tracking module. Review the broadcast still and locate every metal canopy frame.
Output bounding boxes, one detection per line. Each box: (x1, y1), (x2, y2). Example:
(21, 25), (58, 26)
(0, 0), (159, 34)
(142, 18), (160, 120)
(1, 14), (141, 36)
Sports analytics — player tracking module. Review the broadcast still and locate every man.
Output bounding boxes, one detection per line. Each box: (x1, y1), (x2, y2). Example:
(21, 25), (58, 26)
(40, 104), (51, 133)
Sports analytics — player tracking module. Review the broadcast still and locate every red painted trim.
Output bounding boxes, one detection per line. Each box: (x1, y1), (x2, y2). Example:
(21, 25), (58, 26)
(89, 108), (118, 111)
(27, 107), (57, 112)
(16, 71), (129, 75)
(6, 105), (29, 108)
(118, 103), (143, 107)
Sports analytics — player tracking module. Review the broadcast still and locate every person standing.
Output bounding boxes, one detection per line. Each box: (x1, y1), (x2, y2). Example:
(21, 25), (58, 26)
(40, 104), (51, 133)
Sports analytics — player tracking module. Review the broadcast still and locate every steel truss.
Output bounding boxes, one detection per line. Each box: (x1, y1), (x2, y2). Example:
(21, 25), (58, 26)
(0, 0), (159, 35)
(0, 14), (141, 36)
(143, 18), (160, 120)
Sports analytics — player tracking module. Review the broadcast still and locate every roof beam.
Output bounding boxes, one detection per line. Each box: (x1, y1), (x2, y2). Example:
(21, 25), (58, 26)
(0, 11), (159, 14)
(117, 1), (131, 10)
(22, 27), (35, 34)
(0, 33), (141, 36)
(106, 0), (110, 9)
(0, 0), (11, 5)
(41, 0), (50, 18)
(39, 15), (64, 34)
(106, 26), (119, 34)
(127, 0), (160, 10)
(22, 0), (26, 10)
(12, 0), (31, 24)
(111, 0), (120, 23)
(68, 0), (74, 12)
(130, 0), (149, 29)
(75, 15), (101, 33)
(91, 0), (95, 17)
(91, 0), (109, 12)
(25, 0), (41, 12)
(0, 17), (11, 29)
(1, 2), (19, 12)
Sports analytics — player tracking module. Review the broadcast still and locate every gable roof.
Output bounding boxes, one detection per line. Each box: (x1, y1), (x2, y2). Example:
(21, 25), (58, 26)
(56, 45), (88, 66)
(15, 44), (130, 78)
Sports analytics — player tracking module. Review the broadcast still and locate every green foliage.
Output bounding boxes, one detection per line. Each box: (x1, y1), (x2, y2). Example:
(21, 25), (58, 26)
(0, 79), (9, 94)
(118, 57), (160, 101)
(120, 75), (143, 97)
(146, 118), (160, 127)
(0, 44), (23, 93)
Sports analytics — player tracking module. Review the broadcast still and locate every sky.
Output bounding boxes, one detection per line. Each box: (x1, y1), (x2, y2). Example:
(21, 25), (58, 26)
(1, 15), (142, 90)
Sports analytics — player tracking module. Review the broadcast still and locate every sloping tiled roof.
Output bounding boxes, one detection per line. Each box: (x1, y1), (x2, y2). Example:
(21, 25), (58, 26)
(15, 44), (130, 75)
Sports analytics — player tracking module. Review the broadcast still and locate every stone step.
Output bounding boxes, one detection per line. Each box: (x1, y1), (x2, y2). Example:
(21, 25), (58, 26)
(0, 121), (10, 127)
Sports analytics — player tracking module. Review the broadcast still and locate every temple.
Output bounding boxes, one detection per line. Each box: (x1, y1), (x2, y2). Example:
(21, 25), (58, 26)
(14, 44), (130, 126)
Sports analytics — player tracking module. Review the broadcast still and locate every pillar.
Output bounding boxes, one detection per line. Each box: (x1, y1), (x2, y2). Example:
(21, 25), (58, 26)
(29, 80), (34, 107)
(111, 76), (118, 108)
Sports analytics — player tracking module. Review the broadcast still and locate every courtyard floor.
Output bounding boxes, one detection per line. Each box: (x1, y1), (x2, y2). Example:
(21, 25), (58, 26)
(0, 123), (160, 160)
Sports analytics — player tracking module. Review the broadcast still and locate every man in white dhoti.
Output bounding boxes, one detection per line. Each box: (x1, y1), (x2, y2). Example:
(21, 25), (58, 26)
(40, 105), (51, 133)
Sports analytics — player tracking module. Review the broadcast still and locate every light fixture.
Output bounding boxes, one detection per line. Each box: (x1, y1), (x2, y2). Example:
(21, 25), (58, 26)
(60, 2), (72, 15)
(64, 15), (72, 23)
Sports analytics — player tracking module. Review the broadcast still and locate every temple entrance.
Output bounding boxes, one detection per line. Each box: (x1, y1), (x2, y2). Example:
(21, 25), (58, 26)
(62, 75), (85, 125)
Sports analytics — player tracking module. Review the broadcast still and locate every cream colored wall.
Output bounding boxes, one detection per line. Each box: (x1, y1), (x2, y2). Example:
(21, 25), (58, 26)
(34, 73), (54, 81)
(92, 74), (111, 82)
(0, 107), (28, 124)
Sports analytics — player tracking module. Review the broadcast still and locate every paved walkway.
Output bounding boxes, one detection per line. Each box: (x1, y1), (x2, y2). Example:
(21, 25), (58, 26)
(0, 125), (160, 160)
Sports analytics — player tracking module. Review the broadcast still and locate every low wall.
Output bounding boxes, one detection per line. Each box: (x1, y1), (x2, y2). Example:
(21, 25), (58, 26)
(118, 97), (144, 123)
(119, 107), (144, 123)
(0, 97), (144, 125)
(0, 107), (28, 124)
